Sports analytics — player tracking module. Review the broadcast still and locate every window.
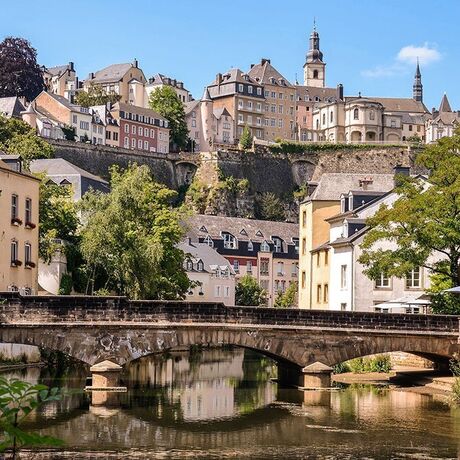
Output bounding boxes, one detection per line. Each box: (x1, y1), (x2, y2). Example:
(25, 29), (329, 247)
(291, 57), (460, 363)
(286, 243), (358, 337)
(80, 121), (89, 130)
(138, 139), (142, 149)
(270, 118), (276, 127)
(132, 125), (136, 134)
(113, 132), (118, 141)
(390, 119), (396, 128)
(375, 273), (390, 288)
(302, 238), (306, 255)
(409, 124), (413, 131)
(11, 194), (18, 219)
(247, 240), (253, 251)
(246, 261), (253, 274)
(233, 259), (240, 273)
(260, 241), (270, 252)
(25, 198), (32, 224)
(406, 267), (421, 289)
(215, 285), (222, 297)
(197, 261), (204, 271)
(224, 286), (230, 298)
(238, 84), (243, 92)
(302, 210), (307, 227)
(340, 303), (347, 311)
(223, 232), (237, 249)
(278, 119), (283, 128)
(257, 102), (262, 112)
(324, 284), (329, 303)
(293, 238), (299, 254)
(322, 113), (326, 125)
(10, 240), (18, 265)
(204, 235), (214, 247)
(186, 260), (193, 271)
(369, 110), (375, 121)
(238, 114), (244, 123)
(340, 265), (347, 289)
(273, 238), (283, 253)
(257, 88), (262, 96)
(271, 92), (276, 98)
(72, 115), (77, 124)
(260, 259), (269, 276)
(144, 141), (149, 150)
(131, 138), (136, 148)
(316, 252), (321, 267)
(353, 108), (359, 120)
(278, 105), (283, 114)
(301, 271), (306, 289)
(277, 261), (284, 276)
(313, 69), (319, 79)
(150, 129), (155, 138)
(317, 285), (322, 304)
(124, 124), (129, 133)
(291, 263), (298, 277)
(248, 85), (253, 94)
(24, 243), (32, 264)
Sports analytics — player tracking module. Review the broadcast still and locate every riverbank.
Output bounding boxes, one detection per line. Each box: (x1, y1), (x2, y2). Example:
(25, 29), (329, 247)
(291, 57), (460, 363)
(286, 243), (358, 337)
(0, 362), (46, 372)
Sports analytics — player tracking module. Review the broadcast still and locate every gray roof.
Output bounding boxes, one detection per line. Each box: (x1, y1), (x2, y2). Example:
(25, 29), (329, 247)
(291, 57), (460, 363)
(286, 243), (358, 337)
(308, 173), (395, 201)
(186, 215), (299, 244)
(89, 63), (133, 84)
(439, 94), (452, 113)
(184, 100), (200, 115)
(209, 68), (261, 87)
(29, 158), (108, 184)
(366, 97), (429, 114)
(178, 240), (235, 274)
(248, 59), (292, 87)
(0, 97), (26, 118)
(295, 85), (338, 103)
(213, 107), (231, 119)
(46, 64), (72, 77)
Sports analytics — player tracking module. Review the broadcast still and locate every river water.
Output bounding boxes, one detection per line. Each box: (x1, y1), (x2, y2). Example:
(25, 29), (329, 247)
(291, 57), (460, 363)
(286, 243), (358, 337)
(3, 347), (460, 459)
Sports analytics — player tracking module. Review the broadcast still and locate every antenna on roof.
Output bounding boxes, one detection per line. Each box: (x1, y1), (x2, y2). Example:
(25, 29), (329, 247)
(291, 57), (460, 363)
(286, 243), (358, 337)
(313, 17), (316, 31)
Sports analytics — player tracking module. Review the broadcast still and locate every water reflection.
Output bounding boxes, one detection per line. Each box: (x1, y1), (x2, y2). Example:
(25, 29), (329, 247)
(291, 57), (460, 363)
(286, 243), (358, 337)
(2, 347), (460, 459)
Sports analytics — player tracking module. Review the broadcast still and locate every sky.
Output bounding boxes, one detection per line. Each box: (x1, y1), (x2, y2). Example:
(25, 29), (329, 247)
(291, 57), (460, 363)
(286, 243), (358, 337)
(1, 0), (459, 111)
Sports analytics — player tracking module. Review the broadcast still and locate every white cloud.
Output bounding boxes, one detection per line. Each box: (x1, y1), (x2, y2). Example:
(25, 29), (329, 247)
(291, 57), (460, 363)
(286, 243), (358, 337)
(397, 43), (441, 65)
(362, 43), (441, 78)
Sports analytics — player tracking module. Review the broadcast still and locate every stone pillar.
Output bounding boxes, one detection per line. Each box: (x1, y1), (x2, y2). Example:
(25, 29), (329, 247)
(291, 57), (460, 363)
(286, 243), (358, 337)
(87, 360), (126, 392)
(301, 362), (333, 389)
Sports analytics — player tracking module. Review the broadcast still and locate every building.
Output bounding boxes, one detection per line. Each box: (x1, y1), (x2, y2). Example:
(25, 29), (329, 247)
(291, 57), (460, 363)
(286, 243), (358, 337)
(186, 215), (299, 307)
(426, 94), (460, 143)
(110, 102), (170, 153)
(206, 69), (265, 142)
(42, 62), (78, 101)
(303, 22), (326, 88)
(29, 158), (109, 202)
(248, 59), (296, 142)
(179, 239), (236, 306)
(298, 173), (395, 309)
(0, 157), (40, 294)
(0, 97), (26, 119)
(326, 172), (432, 312)
(185, 88), (235, 152)
(83, 60), (147, 106)
(145, 74), (192, 104)
(90, 104), (120, 148)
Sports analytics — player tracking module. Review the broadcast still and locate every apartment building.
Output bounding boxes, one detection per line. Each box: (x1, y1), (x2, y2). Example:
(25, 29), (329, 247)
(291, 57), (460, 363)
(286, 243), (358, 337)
(248, 59), (296, 142)
(111, 102), (170, 153)
(42, 62), (78, 101)
(0, 157), (40, 294)
(145, 74), (192, 104)
(187, 215), (299, 307)
(179, 239), (236, 306)
(206, 69), (265, 142)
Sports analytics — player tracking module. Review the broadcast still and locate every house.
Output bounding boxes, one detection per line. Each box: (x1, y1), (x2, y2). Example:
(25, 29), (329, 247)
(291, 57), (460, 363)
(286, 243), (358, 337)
(426, 94), (460, 143)
(110, 102), (170, 153)
(83, 60), (147, 106)
(145, 74), (192, 105)
(186, 215), (299, 307)
(0, 97), (26, 119)
(179, 239), (236, 306)
(90, 105), (120, 147)
(42, 62), (77, 101)
(298, 172), (395, 309)
(185, 89), (235, 152)
(0, 157), (40, 294)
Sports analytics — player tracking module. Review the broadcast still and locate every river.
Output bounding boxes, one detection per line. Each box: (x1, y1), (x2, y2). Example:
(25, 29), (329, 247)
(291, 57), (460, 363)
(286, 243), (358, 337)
(2, 346), (460, 459)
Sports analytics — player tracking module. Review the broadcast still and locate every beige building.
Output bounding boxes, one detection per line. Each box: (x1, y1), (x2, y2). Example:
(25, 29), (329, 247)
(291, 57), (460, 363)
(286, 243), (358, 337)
(83, 60), (147, 106)
(0, 157), (40, 294)
(42, 62), (78, 101)
(179, 239), (236, 306)
(426, 94), (460, 143)
(248, 59), (296, 142)
(298, 173), (394, 309)
(185, 88), (235, 151)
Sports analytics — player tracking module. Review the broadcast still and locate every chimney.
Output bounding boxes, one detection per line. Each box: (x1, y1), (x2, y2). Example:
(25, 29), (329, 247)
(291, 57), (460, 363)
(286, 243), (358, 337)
(337, 83), (344, 101)
(261, 58), (271, 66)
(216, 73), (223, 85)
(306, 181), (318, 197)
(250, 64), (255, 69)
(133, 58), (138, 68)
(89, 72), (95, 80)
(393, 165), (410, 187)
(178, 81), (183, 89)
(69, 61), (74, 71)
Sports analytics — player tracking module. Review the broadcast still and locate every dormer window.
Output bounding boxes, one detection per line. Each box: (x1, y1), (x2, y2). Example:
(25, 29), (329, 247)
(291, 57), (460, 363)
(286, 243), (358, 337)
(203, 235), (214, 247)
(343, 221), (349, 238)
(348, 193), (353, 210)
(272, 237), (284, 253)
(222, 232), (237, 249)
(197, 260), (204, 271)
(186, 260), (193, 271)
(260, 241), (270, 252)
(247, 240), (253, 251)
(340, 195), (347, 213)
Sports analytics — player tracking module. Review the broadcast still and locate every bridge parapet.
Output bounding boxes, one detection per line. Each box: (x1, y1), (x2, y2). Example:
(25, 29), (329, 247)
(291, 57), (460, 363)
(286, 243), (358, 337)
(0, 293), (458, 333)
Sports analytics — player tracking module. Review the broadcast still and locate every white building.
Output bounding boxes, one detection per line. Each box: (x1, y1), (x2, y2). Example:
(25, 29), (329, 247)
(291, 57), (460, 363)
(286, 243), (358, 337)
(426, 94), (460, 143)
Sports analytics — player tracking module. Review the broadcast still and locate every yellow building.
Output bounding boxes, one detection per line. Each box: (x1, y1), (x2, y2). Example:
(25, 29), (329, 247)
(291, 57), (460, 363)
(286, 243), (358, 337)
(0, 157), (40, 294)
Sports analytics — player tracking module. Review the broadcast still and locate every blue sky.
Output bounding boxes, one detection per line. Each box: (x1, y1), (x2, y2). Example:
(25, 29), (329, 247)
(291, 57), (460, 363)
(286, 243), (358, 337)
(2, 0), (459, 110)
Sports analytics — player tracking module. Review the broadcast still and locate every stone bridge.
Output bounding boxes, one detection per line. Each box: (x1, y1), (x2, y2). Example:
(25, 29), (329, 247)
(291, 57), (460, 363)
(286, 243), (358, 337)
(0, 293), (459, 388)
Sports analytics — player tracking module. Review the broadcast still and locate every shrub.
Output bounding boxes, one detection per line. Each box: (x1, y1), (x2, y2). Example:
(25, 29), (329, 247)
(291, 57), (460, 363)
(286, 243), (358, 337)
(58, 273), (73, 295)
(346, 355), (391, 373)
(332, 362), (350, 374)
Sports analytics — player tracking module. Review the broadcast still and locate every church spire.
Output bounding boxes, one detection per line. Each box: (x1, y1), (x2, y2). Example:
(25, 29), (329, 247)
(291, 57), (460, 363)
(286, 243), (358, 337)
(413, 58), (423, 103)
(303, 20), (326, 87)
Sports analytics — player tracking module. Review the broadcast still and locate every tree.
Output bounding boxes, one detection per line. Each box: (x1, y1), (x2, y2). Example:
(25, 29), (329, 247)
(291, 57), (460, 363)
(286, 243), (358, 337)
(0, 377), (62, 459)
(148, 86), (188, 151)
(75, 83), (121, 108)
(39, 178), (79, 262)
(239, 125), (253, 150)
(79, 164), (191, 299)
(0, 37), (45, 101)
(0, 116), (54, 166)
(358, 128), (460, 314)
(274, 282), (298, 308)
(256, 192), (285, 221)
(235, 275), (267, 306)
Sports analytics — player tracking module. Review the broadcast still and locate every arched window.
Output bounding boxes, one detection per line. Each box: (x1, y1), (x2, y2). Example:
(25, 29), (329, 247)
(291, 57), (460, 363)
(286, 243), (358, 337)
(353, 108), (359, 120)
(222, 232), (237, 249)
(197, 260), (204, 271)
(330, 111), (334, 123)
(369, 110), (375, 120)
(313, 69), (319, 79)
(186, 260), (193, 271)
(247, 240), (254, 251)
(322, 113), (326, 125)
(316, 119), (319, 129)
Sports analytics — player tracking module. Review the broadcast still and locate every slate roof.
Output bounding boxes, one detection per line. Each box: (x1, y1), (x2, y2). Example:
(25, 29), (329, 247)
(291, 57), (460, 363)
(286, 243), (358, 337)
(213, 107), (231, 119)
(308, 173), (395, 201)
(439, 94), (452, 113)
(29, 158), (108, 185)
(89, 63), (133, 84)
(0, 97), (26, 118)
(186, 215), (299, 244)
(366, 97), (429, 114)
(46, 64), (72, 77)
(184, 100), (200, 115)
(248, 59), (292, 87)
(112, 102), (168, 122)
(178, 240), (235, 274)
(295, 85), (338, 103)
(209, 68), (261, 86)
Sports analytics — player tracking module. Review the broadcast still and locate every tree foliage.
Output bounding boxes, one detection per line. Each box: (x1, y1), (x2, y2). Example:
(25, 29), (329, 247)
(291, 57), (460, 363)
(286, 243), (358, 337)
(239, 125), (253, 150)
(0, 116), (54, 166)
(0, 377), (63, 458)
(148, 86), (188, 151)
(0, 37), (45, 101)
(358, 128), (460, 314)
(235, 275), (267, 306)
(256, 192), (285, 221)
(79, 164), (191, 299)
(75, 83), (121, 108)
(274, 281), (298, 308)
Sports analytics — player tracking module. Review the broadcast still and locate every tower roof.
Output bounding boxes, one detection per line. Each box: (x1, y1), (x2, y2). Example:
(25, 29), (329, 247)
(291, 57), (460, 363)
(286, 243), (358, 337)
(439, 93), (452, 113)
(306, 21), (323, 64)
(415, 59), (421, 78)
(201, 87), (212, 102)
